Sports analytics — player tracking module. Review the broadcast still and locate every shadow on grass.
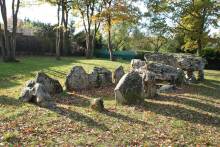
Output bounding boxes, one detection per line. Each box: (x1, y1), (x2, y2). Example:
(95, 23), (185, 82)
(142, 101), (220, 127)
(103, 110), (148, 126)
(55, 91), (148, 127)
(0, 57), (80, 89)
(155, 95), (220, 115)
(0, 95), (22, 106)
(56, 93), (90, 107)
(0, 79), (20, 89)
(188, 79), (220, 99)
(56, 87), (115, 107)
(42, 103), (109, 131)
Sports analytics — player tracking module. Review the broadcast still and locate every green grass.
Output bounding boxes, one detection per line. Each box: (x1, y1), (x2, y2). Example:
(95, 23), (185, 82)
(0, 56), (220, 146)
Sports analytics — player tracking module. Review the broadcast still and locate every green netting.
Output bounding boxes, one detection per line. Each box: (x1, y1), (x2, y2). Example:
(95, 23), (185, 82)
(94, 49), (137, 60)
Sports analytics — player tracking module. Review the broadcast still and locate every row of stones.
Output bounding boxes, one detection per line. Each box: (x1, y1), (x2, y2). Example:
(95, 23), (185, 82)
(65, 66), (125, 91)
(19, 66), (126, 109)
(19, 53), (206, 109)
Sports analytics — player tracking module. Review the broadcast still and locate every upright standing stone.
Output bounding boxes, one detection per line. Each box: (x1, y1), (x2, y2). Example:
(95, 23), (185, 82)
(115, 71), (144, 105)
(112, 66), (125, 84)
(198, 70), (205, 81)
(142, 71), (157, 98)
(88, 67), (112, 88)
(65, 66), (89, 91)
(186, 70), (196, 83)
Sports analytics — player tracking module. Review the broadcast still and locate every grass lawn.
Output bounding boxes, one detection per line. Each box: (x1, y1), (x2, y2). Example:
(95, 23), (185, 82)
(0, 56), (220, 146)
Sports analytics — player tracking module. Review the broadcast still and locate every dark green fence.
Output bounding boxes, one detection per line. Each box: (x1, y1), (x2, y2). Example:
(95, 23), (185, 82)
(94, 49), (139, 60)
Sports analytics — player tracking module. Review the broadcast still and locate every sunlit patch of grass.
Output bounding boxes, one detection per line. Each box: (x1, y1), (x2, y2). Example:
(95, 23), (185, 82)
(1, 131), (20, 144)
(0, 57), (220, 146)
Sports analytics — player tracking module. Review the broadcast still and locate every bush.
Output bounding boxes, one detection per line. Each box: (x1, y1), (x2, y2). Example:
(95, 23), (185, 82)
(201, 48), (220, 70)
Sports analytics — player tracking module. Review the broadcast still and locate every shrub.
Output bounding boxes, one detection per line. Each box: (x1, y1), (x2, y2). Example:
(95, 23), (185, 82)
(201, 48), (220, 69)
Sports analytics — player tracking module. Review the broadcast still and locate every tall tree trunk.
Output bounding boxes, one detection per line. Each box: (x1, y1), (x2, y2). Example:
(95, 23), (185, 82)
(86, 33), (92, 58)
(58, 0), (65, 56)
(11, 0), (20, 61)
(91, 23), (97, 57)
(86, 15), (92, 59)
(196, 8), (206, 56)
(0, 0), (19, 62)
(63, 0), (70, 55)
(0, 26), (6, 61)
(197, 38), (202, 56)
(107, 15), (113, 61)
(56, 2), (61, 60)
(0, 0), (11, 61)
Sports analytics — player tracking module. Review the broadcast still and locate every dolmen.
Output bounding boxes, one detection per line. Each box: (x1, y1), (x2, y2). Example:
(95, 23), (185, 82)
(115, 52), (206, 105)
(131, 59), (185, 85)
(19, 72), (63, 105)
(144, 52), (206, 82)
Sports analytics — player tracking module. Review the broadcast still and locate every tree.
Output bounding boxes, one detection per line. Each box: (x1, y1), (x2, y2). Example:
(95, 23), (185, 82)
(40, 0), (72, 59)
(73, 0), (97, 58)
(177, 0), (220, 55)
(95, 0), (139, 60)
(0, 0), (20, 62)
(145, 0), (220, 56)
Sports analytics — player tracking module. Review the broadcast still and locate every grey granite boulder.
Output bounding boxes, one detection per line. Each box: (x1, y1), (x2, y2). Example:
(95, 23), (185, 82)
(36, 72), (63, 94)
(146, 62), (185, 84)
(88, 67), (112, 87)
(131, 59), (185, 85)
(142, 71), (157, 98)
(112, 66), (125, 84)
(144, 52), (206, 81)
(65, 66), (89, 91)
(32, 83), (52, 103)
(20, 86), (34, 102)
(158, 84), (175, 93)
(20, 72), (62, 105)
(20, 82), (51, 104)
(114, 71), (145, 105)
(172, 54), (206, 81)
(144, 52), (179, 68)
(131, 59), (146, 70)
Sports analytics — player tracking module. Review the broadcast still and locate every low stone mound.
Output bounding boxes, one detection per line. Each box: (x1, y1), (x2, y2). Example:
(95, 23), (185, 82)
(173, 54), (206, 81)
(90, 98), (105, 112)
(112, 66), (125, 84)
(20, 72), (62, 105)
